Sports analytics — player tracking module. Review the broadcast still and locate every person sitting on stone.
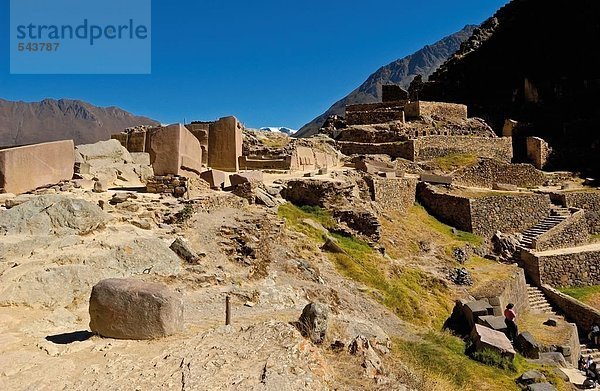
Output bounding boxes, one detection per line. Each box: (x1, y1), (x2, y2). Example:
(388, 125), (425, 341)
(580, 355), (588, 371)
(589, 323), (600, 347)
(504, 303), (518, 343)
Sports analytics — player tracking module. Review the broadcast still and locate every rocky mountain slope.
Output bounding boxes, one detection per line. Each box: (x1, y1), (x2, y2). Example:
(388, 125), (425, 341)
(0, 98), (160, 147)
(421, 0), (600, 174)
(296, 25), (477, 137)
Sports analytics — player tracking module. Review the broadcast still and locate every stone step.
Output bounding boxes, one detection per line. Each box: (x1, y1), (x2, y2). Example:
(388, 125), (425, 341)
(529, 298), (549, 304)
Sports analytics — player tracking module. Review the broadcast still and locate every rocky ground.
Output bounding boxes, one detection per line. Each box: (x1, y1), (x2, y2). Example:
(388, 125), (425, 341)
(0, 182), (421, 390)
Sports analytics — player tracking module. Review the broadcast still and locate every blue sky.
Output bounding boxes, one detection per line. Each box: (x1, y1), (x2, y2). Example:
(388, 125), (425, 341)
(0, 0), (508, 129)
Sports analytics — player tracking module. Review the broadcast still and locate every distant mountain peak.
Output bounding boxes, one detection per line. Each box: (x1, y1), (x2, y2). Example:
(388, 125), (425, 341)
(0, 98), (160, 147)
(295, 24), (478, 137)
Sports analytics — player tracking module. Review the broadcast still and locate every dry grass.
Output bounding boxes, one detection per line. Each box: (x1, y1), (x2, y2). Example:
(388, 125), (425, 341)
(381, 204), (482, 261)
(560, 285), (600, 311)
(278, 203), (570, 390)
(432, 153), (479, 172)
(467, 257), (518, 298)
(520, 312), (574, 347)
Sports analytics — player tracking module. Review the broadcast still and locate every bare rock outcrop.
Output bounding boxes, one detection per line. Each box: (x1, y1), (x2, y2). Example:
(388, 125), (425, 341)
(0, 195), (109, 236)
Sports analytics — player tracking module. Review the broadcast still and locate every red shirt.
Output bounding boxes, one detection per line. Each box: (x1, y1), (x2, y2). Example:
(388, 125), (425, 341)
(504, 308), (516, 321)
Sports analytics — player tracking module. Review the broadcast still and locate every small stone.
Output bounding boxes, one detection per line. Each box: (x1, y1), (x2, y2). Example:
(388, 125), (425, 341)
(93, 180), (107, 193)
(244, 301), (255, 308)
(519, 370), (546, 385)
(169, 237), (201, 264)
(298, 302), (329, 344)
(131, 219), (152, 230)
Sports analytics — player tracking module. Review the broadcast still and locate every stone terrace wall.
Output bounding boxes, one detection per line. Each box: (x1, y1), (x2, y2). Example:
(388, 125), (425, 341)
(551, 191), (600, 234)
(470, 193), (550, 238)
(337, 141), (414, 160)
(0, 140), (75, 194)
(345, 102), (406, 126)
(533, 209), (590, 251)
(413, 136), (513, 163)
(521, 246), (600, 288)
(418, 184), (551, 238)
(416, 184), (472, 232)
(365, 177), (417, 214)
(473, 268), (530, 317)
(454, 158), (547, 189)
(405, 101), (468, 121)
(542, 285), (600, 338)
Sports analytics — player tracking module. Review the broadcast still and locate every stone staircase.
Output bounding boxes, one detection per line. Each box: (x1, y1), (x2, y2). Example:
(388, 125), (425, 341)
(527, 284), (559, 314)
(518, 207), (571, 250)
(580, 342), (600, 365)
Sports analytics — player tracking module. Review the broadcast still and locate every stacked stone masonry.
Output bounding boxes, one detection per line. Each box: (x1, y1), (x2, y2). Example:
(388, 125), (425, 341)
(472, 268), (530, 316)
(146, 175), (188, 197)
(404, 101), (468, 121)
(541, 285), (600, 336)
(417, 184), (551, 238)
(550, 191), (600, 235)
(454, 158), (547, 189)
(365, 177), (417, 214)
(521, 247), (600, 288)
(532, 209), (590, 252)
(345, 102), (406, 126)
(412, 136), (513, 163)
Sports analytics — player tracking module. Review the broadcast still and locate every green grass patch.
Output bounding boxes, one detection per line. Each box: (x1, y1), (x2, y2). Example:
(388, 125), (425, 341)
(432, 153), (478, 172)
(414, 204), (484, 247)
(330, 248), (451, 327)
(394, 332), (567, 391)
(560, 285), (600, 302)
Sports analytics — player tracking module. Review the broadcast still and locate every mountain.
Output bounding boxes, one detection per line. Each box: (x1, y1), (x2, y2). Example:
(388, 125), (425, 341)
(259, 127), (297, 136)
(0, 98), (160, 147)
(421, 0), (600, 174)
(295, 24), (478, 137)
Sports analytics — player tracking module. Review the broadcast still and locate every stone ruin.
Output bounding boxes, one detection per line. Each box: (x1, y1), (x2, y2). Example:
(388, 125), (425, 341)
(0, 140), (75, 194)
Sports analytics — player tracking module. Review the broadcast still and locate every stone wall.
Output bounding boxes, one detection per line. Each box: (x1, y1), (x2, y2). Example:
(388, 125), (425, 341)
(208, 116), (243, 172)
(0, 140), (75, 194)
(521, 246), (600, 287)
(532, 209), (590, 251)
(551, 191), (600, 234)
(345, 102), (406, 126)
(149, 124), (203, 176)
(416, 184), (473, 232)
(542, 285), (600, 340)
(404, 101), (468, 121)
(365, 177), (417, 214)
(239, 156), (292, 171)
(472, 268), (530, 317)
(470, 193), (550, 238)
(526, 137), (550, 170)
(337, 141), (415, 160)
(417, 184), (551, 238)
(413, 136), (513, 163)
(146, 175), (188, 197)
(454, 158), (547, 189)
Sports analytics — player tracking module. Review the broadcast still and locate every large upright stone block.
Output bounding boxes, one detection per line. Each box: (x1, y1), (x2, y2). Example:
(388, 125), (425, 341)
(208, 116), (243, 172)
(89, 278), (184, 340)
(0, 140), (74, 194)
(149, 124), (203, 176)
